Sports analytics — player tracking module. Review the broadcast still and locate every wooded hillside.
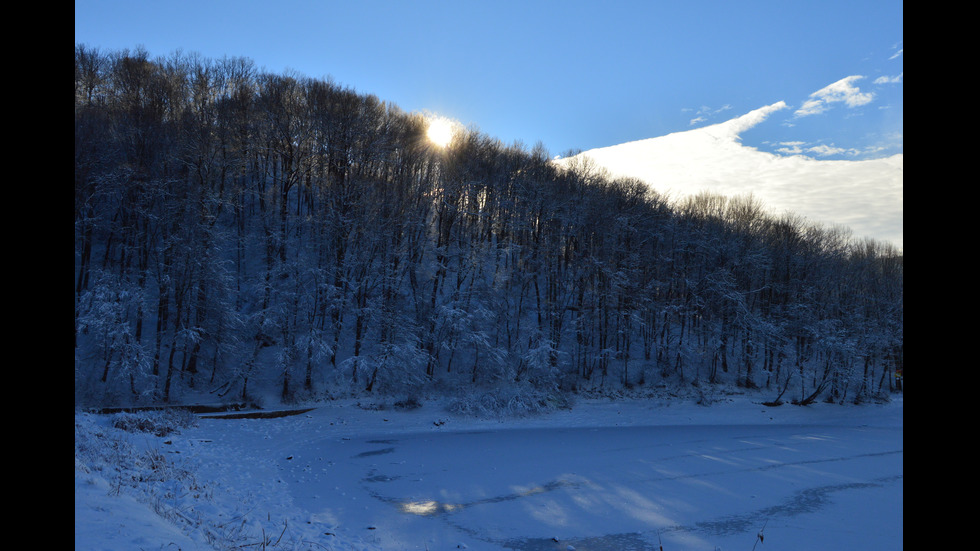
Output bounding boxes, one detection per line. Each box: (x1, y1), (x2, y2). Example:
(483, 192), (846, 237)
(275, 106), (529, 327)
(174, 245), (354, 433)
(75, 46), (903, 407)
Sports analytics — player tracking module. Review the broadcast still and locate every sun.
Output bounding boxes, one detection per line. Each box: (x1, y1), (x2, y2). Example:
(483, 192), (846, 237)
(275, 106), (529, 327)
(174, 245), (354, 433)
(426, 117), (455, 148)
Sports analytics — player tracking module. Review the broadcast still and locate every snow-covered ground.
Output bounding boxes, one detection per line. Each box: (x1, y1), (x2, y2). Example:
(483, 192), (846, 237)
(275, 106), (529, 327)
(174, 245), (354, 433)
(75, 391), (903, 550)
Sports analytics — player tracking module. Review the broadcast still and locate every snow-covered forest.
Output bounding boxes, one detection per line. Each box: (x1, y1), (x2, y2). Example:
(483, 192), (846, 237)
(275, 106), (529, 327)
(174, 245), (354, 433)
(74, 45), (903, 409)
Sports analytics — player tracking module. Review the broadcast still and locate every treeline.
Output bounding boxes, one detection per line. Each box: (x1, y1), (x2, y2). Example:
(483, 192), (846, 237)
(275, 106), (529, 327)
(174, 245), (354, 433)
(74, 45), (903, 407)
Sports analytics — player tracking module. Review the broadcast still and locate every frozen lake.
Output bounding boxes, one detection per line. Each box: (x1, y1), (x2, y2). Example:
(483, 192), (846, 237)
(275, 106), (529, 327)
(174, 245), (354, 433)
(182, 397), (903, 550)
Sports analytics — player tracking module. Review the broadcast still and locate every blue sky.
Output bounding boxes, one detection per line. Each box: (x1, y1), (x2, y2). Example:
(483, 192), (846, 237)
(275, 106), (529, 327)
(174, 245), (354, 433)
(75, 0), (902, 159)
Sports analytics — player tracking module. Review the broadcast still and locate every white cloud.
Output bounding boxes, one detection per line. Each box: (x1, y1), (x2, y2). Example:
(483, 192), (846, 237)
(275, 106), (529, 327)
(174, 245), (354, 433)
(718, 101), (787, 136)
(556, 103), (903, 249)
(777, 141), (884, 159)
(794, 76), (874, 117)
(775, 141), (805, 155)
(688, 104), (734, 126)
(874, 72), (903, 84)
(805, 144), (856, 157)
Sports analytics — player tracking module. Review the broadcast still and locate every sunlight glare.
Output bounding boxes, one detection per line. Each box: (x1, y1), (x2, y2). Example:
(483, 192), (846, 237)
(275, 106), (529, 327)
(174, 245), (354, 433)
(426, 117), (455, 148)
(399, 499), (461, 516)
(401, 500), (439, 515)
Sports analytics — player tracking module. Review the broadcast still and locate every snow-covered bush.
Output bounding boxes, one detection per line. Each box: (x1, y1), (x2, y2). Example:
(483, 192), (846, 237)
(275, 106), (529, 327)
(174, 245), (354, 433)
(75, 412), (204, 506)
(75, 412), (292, 550)
(110, 408), (199, 436)
(446, 385), (574, 418)
(393, 395), (423, 410)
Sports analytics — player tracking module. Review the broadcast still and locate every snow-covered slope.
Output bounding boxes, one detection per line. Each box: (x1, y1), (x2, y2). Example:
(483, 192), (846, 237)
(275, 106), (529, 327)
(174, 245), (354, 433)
(556, 103), (903, 250)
